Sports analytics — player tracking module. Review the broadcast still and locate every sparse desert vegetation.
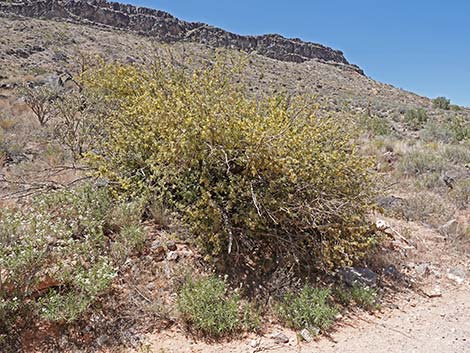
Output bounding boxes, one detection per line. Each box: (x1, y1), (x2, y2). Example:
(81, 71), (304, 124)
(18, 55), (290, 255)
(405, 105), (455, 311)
(0, 6), (469, 353)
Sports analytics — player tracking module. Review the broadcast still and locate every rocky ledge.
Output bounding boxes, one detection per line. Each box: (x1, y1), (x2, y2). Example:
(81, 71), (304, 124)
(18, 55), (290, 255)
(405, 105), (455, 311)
(0, 0), (364, 74)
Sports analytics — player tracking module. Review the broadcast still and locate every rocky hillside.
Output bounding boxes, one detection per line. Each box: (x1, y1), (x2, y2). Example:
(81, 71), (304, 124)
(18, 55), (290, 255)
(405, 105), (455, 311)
(0, 0), (364, 74)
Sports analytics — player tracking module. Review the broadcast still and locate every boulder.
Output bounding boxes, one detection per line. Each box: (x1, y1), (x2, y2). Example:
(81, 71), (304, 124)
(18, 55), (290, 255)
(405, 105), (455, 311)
(339, 267), (378, 287)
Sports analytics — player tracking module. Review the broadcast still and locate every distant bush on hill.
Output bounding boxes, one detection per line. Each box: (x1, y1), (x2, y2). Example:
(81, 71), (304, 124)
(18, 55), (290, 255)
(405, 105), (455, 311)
(405, 108), (428, 130)
(432, 96), (451, 110)
(82, 60), (377, 271)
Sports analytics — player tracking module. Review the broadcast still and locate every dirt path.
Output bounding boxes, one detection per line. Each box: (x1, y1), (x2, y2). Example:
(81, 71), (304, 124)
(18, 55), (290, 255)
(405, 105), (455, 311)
(311, 286), (470, 353)
(142, 285), (470, 353)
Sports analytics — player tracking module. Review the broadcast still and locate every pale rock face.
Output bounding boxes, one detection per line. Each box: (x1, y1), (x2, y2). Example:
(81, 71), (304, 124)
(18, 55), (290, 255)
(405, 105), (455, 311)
(0, 0), (364, 74)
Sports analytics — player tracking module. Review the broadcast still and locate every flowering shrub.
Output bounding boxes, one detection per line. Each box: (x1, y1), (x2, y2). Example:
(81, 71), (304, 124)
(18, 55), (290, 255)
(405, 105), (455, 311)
(82, 60), (377, 271)
(0, 185), (145, 338)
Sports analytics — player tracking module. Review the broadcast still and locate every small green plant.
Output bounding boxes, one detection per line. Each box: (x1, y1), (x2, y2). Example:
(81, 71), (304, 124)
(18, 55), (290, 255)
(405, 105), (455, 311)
(177, 276), (250, 337)
(421, 117), (470, 143)
(448, 179), (470, 210)
(398, 147), (448, 176)
(433, 96), (451, 110)
(106, 197), (146, 232)
(394, 192), (455, 227)
(39, 259), (116, 323)
(404, 108), (428, 130)
(241, 302), (262, 332)
(446, 116), (470, 142)
(334, 285), (379, 310)
(359, 114), (393, 136)
(0, 117), (17, 131)
(276, 285), (338, 334)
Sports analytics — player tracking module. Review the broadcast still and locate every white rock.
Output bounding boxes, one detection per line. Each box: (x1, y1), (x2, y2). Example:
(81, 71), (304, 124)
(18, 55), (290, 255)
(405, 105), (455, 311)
(270, 332), (289, 344)
(300, 328), (317, 342)
(249, 339), (259, 348)
(167, 251), (179, 261)
(439, 219), (458, 236)
(424, 286), (442, 298)
(447, 268), (466, 284)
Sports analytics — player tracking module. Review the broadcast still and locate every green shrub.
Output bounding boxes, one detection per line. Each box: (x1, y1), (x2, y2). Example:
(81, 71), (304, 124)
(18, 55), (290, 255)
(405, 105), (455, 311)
(241, 302), (261, 332)
(276, 285), (338, 333)
(39, 259), (116, 323)
(335, 285), (378, 310)
(432, 96), (451, 110)
(0, 184), (145, 333)
(394, 192), (455, 227)
(359, 114), (393, 136)
(177, 276), (251, 337)
(404, 108), (428, 130)
(421, 120), (455, 143)
(398, 148), (448, 176)
(82, 61), (377, 270)
(111, 224), (146, 264)
(441, 143), (470, 165)
(447, 116), (470, 142)
(413, 172), (445, 191)
(448, 179), (470, 210)
(421, 117), (470, 143)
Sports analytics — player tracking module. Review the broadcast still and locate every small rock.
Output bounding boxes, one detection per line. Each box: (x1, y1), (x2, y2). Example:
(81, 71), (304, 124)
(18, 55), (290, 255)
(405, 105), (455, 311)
(300, 328), (317, 342)
(386, 303), (400, 310)
(151, 240), (165, 252)
(96, 335), (109, 347)
(447, 267), (466, 284)
(339, 267), (378, 287)
(335, 313), (343, 320)
(376, 196), (404, 211)
(375, 219), (389, 230)
(146, 282), (156, 291)
(166, 241), (177, 251)
(424, 286), (442, 298)
(167, 251), (179, 261)
(414, 263), (430, 277)
(178, 249), (193, 258)
(249, 339), (259, 348)
(383, 264), (400, 279)
(270, 332), (289, 344)
(52, 51), (69, 62)
(94, 178), (109, 188)
(439, 219), (458, 236)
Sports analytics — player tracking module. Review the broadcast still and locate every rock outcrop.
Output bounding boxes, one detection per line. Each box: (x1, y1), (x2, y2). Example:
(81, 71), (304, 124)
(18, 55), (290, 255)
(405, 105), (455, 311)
(0, 0), (364, 74)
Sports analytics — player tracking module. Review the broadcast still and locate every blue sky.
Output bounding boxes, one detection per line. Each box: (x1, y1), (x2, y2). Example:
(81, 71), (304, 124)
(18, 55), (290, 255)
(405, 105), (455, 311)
(128, 0), (470, 107)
